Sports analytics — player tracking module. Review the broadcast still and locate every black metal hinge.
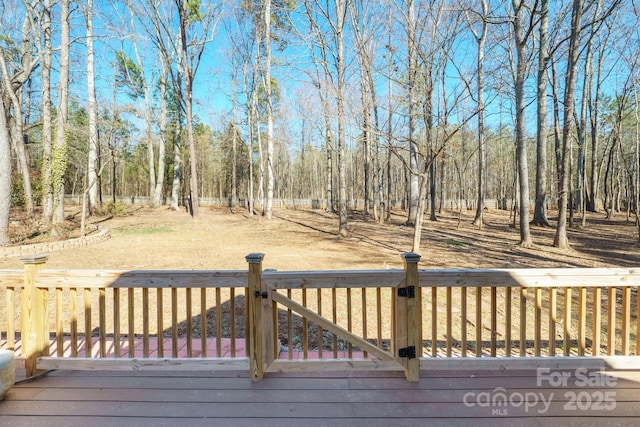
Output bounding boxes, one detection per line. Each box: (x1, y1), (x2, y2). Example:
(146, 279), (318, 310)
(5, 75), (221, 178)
(399, 346), (416, 359)
(397, 285), (416, 298)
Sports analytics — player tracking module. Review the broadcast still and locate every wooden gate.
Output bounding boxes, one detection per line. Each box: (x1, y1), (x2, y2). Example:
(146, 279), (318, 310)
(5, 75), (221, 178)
(245, 253), (423, 382)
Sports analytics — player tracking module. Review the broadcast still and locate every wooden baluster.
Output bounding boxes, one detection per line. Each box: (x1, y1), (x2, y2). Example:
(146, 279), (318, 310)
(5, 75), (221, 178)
(142, 288), (149, 358)
(186, 288), (193, 357)
(229, 288), (235, 357)
(56, 287), (63, 357)
(303, 289), (309, 359)
(520, 287), (527, 357)
(622, 286), (631, 355)
(461, 287), (467, 357)
(216, 288), (222, 357)
(578, 287), (587, 356)
(156, 288), (162, 358)
(99, 288), (106, 358)
(476, 286), (482, 357)
(446, 286), (452, 357)
(318, 289), (324, 359)
(564, 288), (573, 356)
(201, 288), (207, 358)
(491, 286), (497, 357)
(505, 287), (512, 357)
(84, 288), (92, 357)
(535, 287), (541, 357)
(549, 288), (557, 357)
(114, 288), (121, 358)
(592, 287), (601, 356)
(128, 288), (135, 358)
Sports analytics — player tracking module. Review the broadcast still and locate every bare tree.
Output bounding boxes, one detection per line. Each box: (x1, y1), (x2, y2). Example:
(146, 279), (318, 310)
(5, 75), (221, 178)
(406, 0), (419, 226)
(304, 0), (349, 237)
(265, 0), (274, 219)
(335, 0), (349, 237)
(52, 0), (70, 224)
(225, 6), (257, 214)
(531, 0), (551, 227)
(176, 0), (199, 216)
(41, 0), (54, 219)
(553, 0), (583, 249)
(122, 0), (158, 207)
(0, 95), (11, 245)
(511, 0), (535, 247)
(0, 7), (36, 216)
(465, 0), (489, 228)
(85, 0), (100, 214)
(143, 0), (220, 215)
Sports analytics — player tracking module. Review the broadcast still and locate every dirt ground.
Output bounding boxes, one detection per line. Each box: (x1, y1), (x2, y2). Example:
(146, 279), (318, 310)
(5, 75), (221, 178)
(2, 205), (638, 271)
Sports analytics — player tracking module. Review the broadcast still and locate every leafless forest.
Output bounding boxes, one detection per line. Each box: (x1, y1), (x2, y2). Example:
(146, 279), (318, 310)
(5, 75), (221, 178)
(1, 0), (639, 252)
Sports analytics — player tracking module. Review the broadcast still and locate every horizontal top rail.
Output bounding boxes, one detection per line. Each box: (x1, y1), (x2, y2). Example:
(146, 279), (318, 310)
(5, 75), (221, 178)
(418, 267), (640, 288)
(0, 270), (24, 286)
(262, 269), (405, 289)
(16, 270), (250, 289)
(1, 267), (639, 290)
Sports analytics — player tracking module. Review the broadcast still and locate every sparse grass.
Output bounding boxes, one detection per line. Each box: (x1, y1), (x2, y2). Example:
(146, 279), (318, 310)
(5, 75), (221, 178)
(115, 225), (176, 235)
(447, 239), (472, 247)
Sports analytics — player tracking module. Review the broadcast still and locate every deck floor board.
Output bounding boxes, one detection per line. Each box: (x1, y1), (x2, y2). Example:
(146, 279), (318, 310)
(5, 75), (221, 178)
(2, 365), (640, 426)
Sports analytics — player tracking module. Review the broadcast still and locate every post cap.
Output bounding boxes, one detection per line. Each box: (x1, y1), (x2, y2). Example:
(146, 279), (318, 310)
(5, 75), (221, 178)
(401, 252), (421, 263)
(245, 253), (265, 264)
(21, 254), (50, 265)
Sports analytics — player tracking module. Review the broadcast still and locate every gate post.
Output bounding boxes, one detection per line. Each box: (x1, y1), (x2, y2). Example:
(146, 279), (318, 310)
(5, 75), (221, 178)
(21, 254), (50, 377)
(396, 253), (421, 382)
(246, 253), (273, 381)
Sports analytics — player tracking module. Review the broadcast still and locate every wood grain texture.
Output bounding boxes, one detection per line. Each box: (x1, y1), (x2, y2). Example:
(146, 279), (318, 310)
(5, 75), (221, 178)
(2, 366), (640, 426)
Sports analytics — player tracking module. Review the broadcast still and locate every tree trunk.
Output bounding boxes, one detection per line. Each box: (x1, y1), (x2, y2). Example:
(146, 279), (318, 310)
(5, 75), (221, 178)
(156, 61), (168, 206)
(512, 0), (533, 247)
(386, 22), (393, 220)
(265, 0), (274, 219)
(53, 0), (70, 224)
(554, 0), (583, 249)
(0, 40), (34, 216)
(41, 0), (54, 220)
(243, 60), (255, 215)
(470, 0), (488, 228)
(2, 89), (33, 215)
(587, 40), (606, 213)
(425, 70), (437, 223)
(407, 0), (419, 226)
(0, 96), (11, 245)
(170, 112), (182, 211)
(86, 0), (99, 214)
(336, 0), (348, 238)
(231, 57), (238, 209)
(177, 1), (199, 217)
(532, 0), (550, 227)
(320, 81), (333, 213)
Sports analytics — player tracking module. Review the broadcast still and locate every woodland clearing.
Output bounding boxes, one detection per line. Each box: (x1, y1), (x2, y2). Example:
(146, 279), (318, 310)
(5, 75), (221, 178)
(1, 205), (637, 270)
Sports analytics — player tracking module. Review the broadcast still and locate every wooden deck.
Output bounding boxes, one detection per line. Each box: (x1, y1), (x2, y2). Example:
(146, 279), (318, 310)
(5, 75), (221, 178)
(2, 360), (640, 426)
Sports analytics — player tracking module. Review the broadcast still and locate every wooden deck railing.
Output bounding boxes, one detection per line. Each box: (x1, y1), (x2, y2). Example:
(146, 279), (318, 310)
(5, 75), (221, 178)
(1, 253), (639, 381)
